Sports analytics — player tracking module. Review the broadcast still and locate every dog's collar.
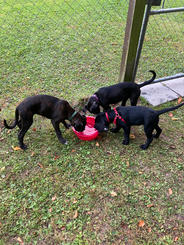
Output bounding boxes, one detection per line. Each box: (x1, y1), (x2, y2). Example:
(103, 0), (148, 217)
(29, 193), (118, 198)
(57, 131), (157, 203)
(69, 111), (77, 121)
(92, 94), (99, 101)
(113, 107), (126, 125)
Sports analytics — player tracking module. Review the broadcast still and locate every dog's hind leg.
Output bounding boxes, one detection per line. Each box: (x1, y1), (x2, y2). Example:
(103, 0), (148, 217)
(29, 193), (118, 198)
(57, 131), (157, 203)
(130, 94), (139, 106)
(140, 126), (154, 150)
(153, 124), (162, 138)
(51, 120), (67, 145)
(18, 119), (33, 150)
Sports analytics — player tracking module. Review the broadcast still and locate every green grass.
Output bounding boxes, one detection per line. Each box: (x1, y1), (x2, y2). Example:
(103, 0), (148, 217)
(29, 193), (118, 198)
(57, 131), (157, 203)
(0, 0), (184, 244)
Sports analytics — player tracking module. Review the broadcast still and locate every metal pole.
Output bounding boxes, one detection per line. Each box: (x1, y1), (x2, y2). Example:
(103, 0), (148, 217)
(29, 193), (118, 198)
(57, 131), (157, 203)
(151, 73), (184, 84)
(151, 7), (184, 15)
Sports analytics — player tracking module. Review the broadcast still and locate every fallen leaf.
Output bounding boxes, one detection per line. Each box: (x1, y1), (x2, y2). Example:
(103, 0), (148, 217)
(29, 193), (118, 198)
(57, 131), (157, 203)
(71, 149), (76, 153)
(16, 237), (24, 245)
(38, 163), (43, 168)
(0, 167), (5, 173)
(138, 220), (145, 227)
(130, 134), (135, 139)
(126, 161), (130, 167)
(169, 112), (173, 117)
(168, 188), (173, 196)
(73, 210), (78, 219)
(110, 191), (117, 197)
(52, 195), (57, 201)
(177, 97), (182, 104)
(54, 155), (59, 160)
(171, 117), (179, 121)
(96, 142), (100, 147)
(169, 145), (176, 149)
(148, 227), (152, 233)
(174, 237), (179, 242)
(31, 151), (35, 157)
(147, 203), (154, 208)
(12, 146), (21, 151)
(49, 208), (52, 213)
(72, 199), (77, 204)
(32, 127), (36, 131)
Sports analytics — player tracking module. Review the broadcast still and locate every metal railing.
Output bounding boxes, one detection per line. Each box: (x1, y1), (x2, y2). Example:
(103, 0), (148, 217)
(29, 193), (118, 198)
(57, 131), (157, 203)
(136, 0), (184, 83)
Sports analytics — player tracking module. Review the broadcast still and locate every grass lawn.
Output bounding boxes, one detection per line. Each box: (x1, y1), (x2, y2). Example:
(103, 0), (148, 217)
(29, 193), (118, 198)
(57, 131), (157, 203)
(0, 0), (184, 244)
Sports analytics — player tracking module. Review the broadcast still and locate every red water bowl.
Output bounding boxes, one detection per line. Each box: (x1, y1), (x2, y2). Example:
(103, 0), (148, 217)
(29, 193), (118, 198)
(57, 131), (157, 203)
(72, 116), (99, 141)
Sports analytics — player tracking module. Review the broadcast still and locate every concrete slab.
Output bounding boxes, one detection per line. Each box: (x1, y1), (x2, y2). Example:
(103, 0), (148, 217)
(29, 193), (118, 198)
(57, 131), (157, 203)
(141, 82), (179, 106)
(163, 77), (184, 97)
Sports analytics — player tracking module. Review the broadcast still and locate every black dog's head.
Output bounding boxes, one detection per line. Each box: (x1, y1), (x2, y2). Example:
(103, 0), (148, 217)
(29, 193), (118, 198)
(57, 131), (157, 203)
(95, 112), (109, 132)
(72, 113), (86, 132)
(83, 95), (100, 114)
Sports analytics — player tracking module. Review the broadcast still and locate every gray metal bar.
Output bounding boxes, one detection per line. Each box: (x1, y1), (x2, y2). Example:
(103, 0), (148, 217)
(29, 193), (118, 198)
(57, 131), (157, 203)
(151, 73), (184, 84)
(132, 0), (153, 82)
(150, 7), (184, 15)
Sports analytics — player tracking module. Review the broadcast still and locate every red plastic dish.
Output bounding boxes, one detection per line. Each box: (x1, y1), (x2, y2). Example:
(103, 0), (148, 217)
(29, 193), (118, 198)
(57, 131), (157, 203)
(72, 116), (99, 141)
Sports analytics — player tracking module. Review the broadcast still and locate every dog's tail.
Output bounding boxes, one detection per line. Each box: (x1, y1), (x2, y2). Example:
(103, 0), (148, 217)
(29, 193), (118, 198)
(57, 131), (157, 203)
(138, 70), (156, 88)
(4, 108), (19, 129)
(156, 102), (184, 116)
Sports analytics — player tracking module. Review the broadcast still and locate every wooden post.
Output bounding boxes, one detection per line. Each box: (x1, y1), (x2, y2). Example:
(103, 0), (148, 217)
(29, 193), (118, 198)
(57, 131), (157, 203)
(119, 0), (147, 82)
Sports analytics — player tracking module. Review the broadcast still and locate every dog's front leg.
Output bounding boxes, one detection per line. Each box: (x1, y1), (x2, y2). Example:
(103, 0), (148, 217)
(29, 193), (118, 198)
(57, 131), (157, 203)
(122, 126), (130, 145)
(110, 125), (121, 133)
(62, 120), (71, 129)
(51, 120), (67, 145)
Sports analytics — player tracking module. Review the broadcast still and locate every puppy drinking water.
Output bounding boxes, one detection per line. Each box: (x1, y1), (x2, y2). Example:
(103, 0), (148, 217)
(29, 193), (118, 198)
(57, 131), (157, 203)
(95, 102), (184, 150)
(4, 95), (86, 149)
(84, 70), (156, 114)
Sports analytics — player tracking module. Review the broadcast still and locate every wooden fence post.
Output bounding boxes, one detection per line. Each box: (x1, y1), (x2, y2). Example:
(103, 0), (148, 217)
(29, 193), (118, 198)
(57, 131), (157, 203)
(119, 0), (147, 82)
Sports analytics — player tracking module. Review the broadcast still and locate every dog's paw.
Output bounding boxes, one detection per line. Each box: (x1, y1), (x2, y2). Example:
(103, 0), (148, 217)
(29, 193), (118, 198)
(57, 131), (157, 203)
(66, 124), (71, 129)
(122, 140), (129, 145)
(20, 144), (27, 150)
(140, 144), (147, 150)
(60, 139), (68, 145)
(110, 128), (119, 133)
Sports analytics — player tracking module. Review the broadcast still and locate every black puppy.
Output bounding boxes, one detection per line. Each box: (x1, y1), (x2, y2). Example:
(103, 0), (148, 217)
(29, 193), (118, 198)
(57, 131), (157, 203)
(4, 95), (86, 150)
(95, 102), (184, 150)
(83, 70), (156, 114)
